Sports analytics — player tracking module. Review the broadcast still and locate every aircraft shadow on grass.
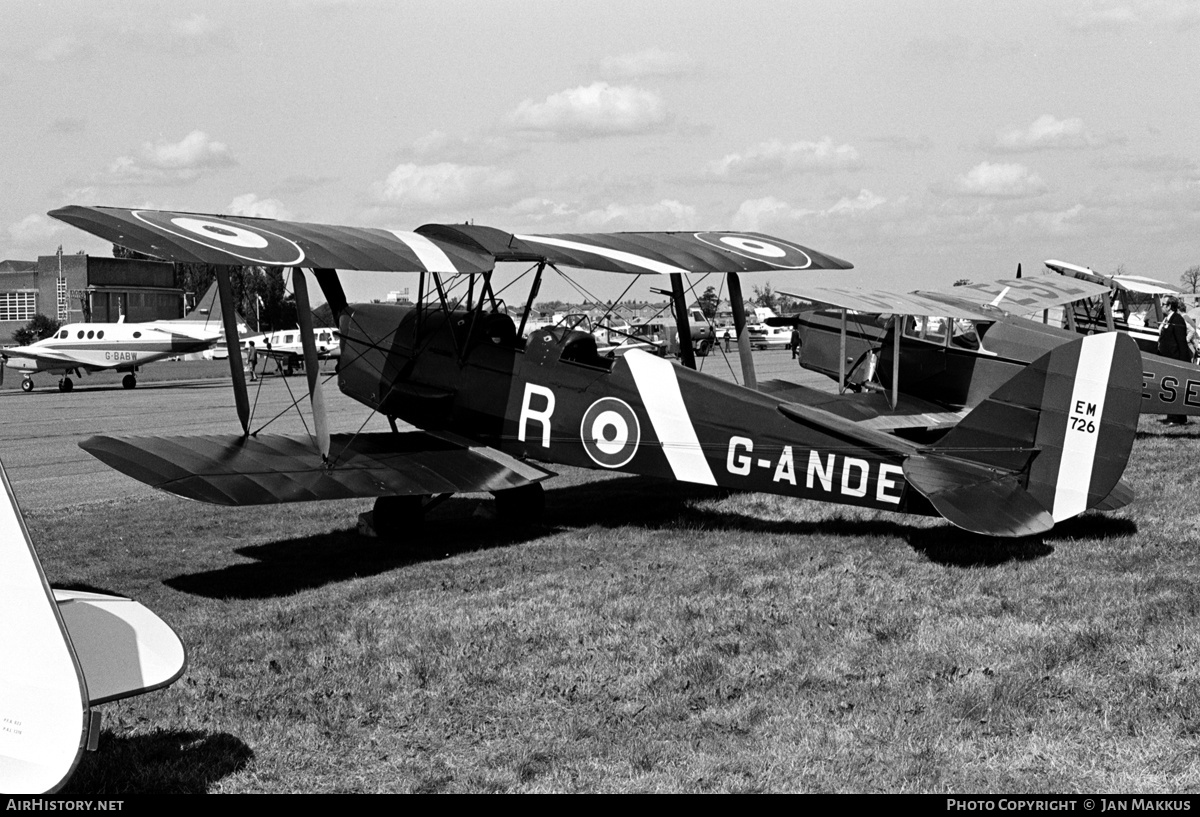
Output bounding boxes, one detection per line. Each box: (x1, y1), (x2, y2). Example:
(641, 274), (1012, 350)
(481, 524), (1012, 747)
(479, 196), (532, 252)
(164, 475), (1139, 599)
(59, 730), (251, 795)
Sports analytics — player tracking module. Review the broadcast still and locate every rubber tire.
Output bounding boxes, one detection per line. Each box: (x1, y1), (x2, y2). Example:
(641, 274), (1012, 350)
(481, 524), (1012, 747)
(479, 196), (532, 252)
(20, 379), (33, 393)
(122, 374), (137, 389)
(493, 483), (546, 524)
(59, 378), (73, 393)
(372, 495), (425, 539)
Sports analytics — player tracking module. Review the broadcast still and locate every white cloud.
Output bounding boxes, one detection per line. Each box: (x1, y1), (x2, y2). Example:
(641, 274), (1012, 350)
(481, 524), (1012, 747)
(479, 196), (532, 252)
(374, 162), (518, 207)
(1063, 1), (1200, 30)
(953, 162), (1048, 198)
(96, 131), (236, 186)
(506, 82), (668, 138)
(992, 114), (1122, 151)
(7, 214), (66, 247)
(227, 194), (293, 220)
(1012, 204), (1087, 235)
(171, 14), (219, 39)
(575, 199), (698, 231)
(731, 190), (885, 231)
(35, 35), (89, 62)
(599, 48), (695, 79)
(707, 138), (861, 179)
(400, 130), (521, 164)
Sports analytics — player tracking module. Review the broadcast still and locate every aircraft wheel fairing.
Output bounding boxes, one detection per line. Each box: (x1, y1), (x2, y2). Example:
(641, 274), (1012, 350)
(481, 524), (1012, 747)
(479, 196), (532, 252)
(20, 379), (33, 392)
(122, 374), (136, 390)
(493, 483), (545, 524)
(371, 495), (425, 538)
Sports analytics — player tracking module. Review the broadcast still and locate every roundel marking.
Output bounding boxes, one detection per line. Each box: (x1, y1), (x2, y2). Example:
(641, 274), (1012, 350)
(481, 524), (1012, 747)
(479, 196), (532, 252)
(170, 217), (269, 249)
(693, 232), (814, 269)
(580, 397), (641, 469)
(131, 210), (305, 265)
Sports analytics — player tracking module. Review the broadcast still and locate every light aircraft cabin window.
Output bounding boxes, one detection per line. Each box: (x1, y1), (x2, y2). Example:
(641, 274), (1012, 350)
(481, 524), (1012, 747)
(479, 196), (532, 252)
(97, 330), (104, 339)
(87, 330), (94, 339)
(77, 330), (85, 339)
(133, 331), (141, 338)
(285, 334), (294, 344)
(58, 330), (67, 339)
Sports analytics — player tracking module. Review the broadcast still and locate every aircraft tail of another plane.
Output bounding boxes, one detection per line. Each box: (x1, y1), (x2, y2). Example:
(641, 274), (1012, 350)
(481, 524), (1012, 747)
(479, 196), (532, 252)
(903, 332), (1141, 536)
(0, 459), (186, 794)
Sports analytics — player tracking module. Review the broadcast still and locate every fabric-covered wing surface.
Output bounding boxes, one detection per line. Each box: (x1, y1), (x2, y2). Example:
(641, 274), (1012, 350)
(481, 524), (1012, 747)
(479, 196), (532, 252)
(48, 206), (495, 273)
(776, 285), (995, 320)
(51, 206), (853, 276)
(79, 432), (555, 505)
(921, 276), (1113, 313)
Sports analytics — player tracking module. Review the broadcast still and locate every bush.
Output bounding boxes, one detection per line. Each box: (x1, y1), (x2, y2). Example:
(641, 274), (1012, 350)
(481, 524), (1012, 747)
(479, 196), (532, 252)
(12, 314), (61, 346)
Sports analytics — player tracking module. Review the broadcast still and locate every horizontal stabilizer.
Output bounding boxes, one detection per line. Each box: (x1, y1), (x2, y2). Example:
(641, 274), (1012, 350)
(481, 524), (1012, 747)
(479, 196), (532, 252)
(777, 401), (916, 457)
(80, 432), (556, 505)
(903, 453), (1054, 537)
(54, 590), (186, 706)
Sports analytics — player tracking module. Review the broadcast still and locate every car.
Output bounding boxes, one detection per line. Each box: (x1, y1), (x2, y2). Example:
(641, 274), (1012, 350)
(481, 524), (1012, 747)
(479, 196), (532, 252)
(749, 325), (793, 350)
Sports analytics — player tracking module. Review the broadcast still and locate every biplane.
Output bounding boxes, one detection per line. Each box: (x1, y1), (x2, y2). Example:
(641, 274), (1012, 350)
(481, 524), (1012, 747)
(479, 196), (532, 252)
(49, 206), (1142, 538)
(0, 457), (186, 793)
(781, 272), (1200, 422)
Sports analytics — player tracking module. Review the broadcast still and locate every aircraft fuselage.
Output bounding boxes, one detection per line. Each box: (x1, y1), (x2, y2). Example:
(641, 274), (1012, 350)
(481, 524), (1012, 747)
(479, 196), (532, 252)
(337, 303), (929, 517)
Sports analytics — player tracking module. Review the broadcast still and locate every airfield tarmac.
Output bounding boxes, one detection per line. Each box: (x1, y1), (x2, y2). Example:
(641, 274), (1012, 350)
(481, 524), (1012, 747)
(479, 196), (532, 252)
(0, 350), (825, 512)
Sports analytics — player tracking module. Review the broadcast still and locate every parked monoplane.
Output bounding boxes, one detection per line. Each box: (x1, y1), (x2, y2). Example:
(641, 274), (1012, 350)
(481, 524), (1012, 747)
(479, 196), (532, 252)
(51, 206), (1141, 537)
(1, 319), (219, 392)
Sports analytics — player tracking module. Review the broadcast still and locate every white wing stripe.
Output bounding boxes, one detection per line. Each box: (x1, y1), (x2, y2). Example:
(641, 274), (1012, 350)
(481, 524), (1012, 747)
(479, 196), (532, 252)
(389, 231), (458, 273)
(624, 351), (717, 485)
(517, 234), (688, 275)
(1051, 332), (1116, 522)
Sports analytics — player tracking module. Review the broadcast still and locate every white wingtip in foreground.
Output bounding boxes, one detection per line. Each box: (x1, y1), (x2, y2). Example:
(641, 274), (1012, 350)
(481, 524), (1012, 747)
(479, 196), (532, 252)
(0, 460), (186, 794)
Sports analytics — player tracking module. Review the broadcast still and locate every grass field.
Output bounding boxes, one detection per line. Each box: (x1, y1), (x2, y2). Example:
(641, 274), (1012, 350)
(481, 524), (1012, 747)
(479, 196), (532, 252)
(22, 411), (1200, 793)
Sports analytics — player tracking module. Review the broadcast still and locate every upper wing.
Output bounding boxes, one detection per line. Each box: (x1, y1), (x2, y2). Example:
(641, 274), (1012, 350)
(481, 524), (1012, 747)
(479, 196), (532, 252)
(79, 431), (555, 505)
(1045, 260), (1179, 296)
(922, 276), (1113, 314)
(418, 223), (854, 273)
(775, 285), (994, 320)
(48, 206), (496, 273)
(49, 206), (853, 275)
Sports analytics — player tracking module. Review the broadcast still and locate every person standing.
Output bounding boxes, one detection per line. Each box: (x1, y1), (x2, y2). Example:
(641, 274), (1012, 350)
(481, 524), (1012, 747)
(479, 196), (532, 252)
(790, 327), (801, 359)
(246, 341), (259, 382)
(1158, 296), (1190, 424)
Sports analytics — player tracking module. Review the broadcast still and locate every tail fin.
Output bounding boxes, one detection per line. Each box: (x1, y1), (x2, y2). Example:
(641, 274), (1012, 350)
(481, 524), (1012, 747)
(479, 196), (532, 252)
(903, 332), (1141, 536)
(0, 459), (186, 793)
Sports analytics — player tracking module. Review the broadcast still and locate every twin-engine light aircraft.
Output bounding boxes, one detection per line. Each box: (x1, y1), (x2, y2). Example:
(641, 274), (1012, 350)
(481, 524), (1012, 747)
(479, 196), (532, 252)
(50, 206), (1142, 538)
(0, 458), (185, 793)
(1, 319), (220, 392)
(780, 273), (1200, 422)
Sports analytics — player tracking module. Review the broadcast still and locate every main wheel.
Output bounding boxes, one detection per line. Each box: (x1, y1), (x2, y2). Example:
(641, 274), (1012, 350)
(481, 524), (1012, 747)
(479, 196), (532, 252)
(493, 483), (545, 524)
(58, 377), (73, 393)
(122, 374), (137, 389)
(371, 495), (426, 539)
(20, 379), (33, 393)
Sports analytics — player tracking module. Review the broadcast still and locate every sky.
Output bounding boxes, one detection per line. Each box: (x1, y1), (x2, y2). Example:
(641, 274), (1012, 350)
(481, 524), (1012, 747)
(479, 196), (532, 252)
(1, 0), (1197, 306)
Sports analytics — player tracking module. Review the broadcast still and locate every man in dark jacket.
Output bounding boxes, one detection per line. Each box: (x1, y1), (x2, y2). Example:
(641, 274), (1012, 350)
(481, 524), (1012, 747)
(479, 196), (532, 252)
(1158, 296), (1190, 424)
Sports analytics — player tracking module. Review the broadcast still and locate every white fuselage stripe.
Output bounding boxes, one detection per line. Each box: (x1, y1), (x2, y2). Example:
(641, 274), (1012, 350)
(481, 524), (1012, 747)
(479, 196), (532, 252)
(1052, 332), (1117, 521)
(388, 231), (459, 273)
(517, 234), (688, 275)
(624, 351), (717, 485)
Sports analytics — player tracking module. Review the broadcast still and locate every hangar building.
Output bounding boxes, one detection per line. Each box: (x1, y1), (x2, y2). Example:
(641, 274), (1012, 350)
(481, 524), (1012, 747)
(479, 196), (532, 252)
(0, 253), (185, 342)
